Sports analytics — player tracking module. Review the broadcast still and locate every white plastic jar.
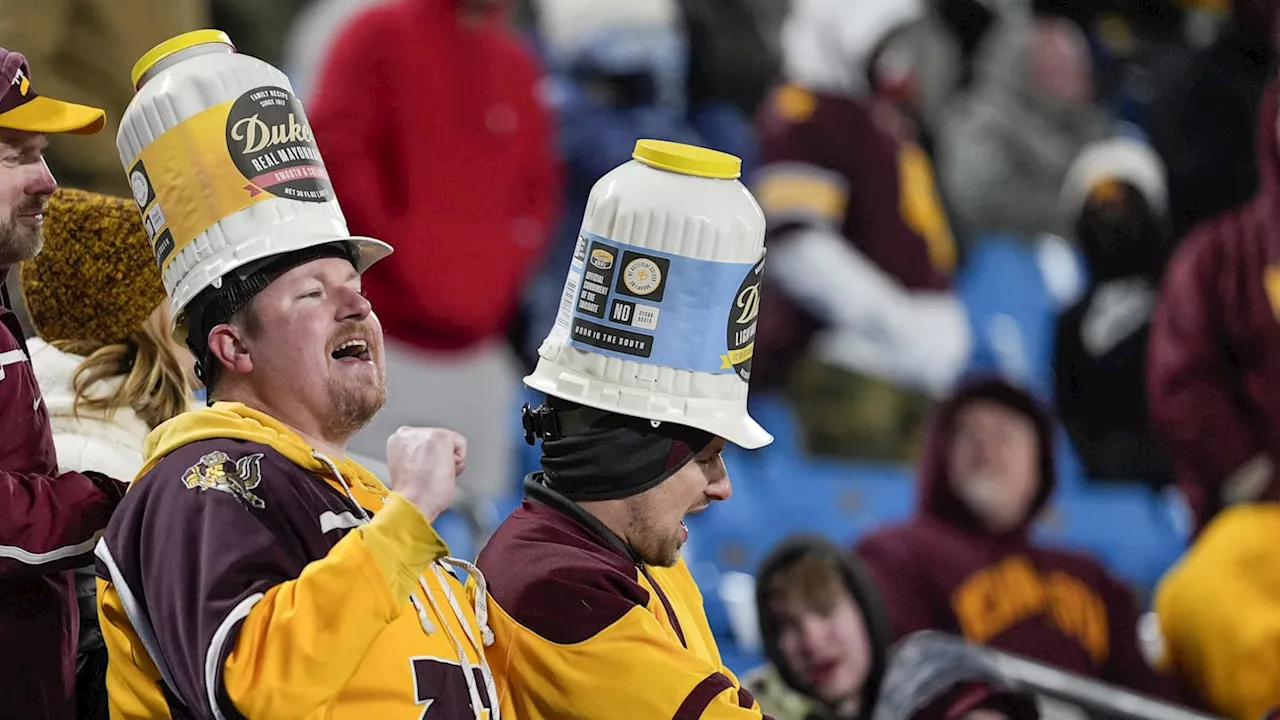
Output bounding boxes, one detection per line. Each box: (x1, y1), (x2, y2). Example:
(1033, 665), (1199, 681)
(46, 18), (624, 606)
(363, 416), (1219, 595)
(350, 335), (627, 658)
(527, 139), (772, 449)
(118, 29), (388, 334)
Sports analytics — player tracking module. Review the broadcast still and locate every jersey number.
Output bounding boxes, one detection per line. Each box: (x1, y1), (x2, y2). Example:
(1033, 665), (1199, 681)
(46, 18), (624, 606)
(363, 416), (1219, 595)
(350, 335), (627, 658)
(412, 657), (494, 720)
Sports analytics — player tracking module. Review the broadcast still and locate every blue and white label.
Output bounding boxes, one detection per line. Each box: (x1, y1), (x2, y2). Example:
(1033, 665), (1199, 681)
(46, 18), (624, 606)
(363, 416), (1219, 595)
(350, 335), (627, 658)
(552, 230), (764, 378)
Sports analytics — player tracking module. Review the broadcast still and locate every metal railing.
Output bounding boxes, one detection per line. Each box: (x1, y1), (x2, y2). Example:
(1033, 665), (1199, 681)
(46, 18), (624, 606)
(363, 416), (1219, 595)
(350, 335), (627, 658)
(875, 632), (1223, 720)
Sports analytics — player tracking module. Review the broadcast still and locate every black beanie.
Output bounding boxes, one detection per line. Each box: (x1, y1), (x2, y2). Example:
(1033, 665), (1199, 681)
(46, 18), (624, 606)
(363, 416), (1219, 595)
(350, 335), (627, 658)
(524, 397), (716, 502)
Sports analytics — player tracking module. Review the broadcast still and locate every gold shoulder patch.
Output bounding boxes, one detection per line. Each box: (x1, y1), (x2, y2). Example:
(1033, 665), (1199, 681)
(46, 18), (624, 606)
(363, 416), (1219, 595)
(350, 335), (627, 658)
(181, 450), (267, 509)
(772, 84), (816, 124)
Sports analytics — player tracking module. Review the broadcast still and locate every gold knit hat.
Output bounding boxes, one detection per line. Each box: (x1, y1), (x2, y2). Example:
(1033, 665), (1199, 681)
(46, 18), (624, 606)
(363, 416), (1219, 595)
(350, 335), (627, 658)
(20, 188), (166, 346)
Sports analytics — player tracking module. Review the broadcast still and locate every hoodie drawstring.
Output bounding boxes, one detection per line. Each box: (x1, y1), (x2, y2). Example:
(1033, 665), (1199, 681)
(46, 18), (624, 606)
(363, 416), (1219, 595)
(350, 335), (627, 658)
(434, 562), (501, 719)
(313, 450), (496, 719)
(312, 451), (373, 524)
(440, 557), (495, 647)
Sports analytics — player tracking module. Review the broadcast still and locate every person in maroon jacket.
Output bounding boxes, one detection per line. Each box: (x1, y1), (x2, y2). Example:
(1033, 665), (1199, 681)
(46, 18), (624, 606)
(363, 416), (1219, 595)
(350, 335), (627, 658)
(0, 47), (128, 719)
(750, 0), (970, 462)
(1147, 71), (1280, 536)
(854, 376), (1175, 700)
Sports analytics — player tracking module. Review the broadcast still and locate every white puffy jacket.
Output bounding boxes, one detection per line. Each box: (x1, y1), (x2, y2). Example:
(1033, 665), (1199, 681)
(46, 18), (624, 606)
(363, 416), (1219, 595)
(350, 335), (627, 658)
(28, 337), (152, 482)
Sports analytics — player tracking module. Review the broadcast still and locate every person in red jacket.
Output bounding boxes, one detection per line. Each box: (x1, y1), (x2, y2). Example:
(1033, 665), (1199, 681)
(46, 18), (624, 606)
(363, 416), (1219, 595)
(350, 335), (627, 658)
(854, 376), (1175, 700)
(0, 47), (128, 719)
(1147, 71), (1280, 536)
(310, 0), (561, 505)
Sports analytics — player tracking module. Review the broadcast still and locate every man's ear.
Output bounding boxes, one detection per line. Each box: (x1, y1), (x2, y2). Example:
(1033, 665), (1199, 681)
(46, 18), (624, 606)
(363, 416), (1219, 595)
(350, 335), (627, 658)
(207, 324), (253, 377)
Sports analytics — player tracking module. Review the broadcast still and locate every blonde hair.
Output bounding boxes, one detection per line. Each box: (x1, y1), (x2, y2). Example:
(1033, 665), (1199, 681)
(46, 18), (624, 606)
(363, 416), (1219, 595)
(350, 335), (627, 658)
(53, 307), (194, 430)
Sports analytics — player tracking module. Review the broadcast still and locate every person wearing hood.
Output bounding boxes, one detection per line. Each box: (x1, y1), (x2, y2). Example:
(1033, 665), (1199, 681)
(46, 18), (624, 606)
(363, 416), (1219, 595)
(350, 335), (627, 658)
(1053, 137), (1174, 486)
(1145, 70), (1280, 720)
(19, 187), (199, 718)
(746, 536), (1036, 720)
(751, 0), (971, 462)
(854, 377), (1174, 699)
(1147, 72), (1280, 536)
(310, 0), (561, 507)
(937, 13), (1112, 243)
(96, 32), (499, 719)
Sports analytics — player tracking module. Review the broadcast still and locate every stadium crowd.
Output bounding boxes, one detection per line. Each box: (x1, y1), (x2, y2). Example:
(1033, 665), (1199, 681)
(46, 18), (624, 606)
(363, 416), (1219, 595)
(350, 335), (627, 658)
(1, 0), (1279, 718)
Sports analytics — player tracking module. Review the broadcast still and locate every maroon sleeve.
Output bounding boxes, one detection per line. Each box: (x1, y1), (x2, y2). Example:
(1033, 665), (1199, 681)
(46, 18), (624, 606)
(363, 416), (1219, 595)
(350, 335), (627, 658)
(0, 313), (125, 576)
(1095, 571), (1181, 702)
(0, 468), (124, 576)
(1147, 226), (1263, 529)
(854, 530), (943, 641)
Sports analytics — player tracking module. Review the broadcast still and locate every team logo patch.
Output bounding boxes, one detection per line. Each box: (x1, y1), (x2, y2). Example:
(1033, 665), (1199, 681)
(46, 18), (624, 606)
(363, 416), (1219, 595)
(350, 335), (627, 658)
(181, 451), (267, 509)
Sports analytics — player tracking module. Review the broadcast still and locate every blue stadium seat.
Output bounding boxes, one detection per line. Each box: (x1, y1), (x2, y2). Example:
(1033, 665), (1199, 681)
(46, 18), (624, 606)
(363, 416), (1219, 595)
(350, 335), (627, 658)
(957, 236), (1059, 402)
(746, 393), (806, 469)
(434, 509), (478, 563)
(1034, 485), (1188, 592)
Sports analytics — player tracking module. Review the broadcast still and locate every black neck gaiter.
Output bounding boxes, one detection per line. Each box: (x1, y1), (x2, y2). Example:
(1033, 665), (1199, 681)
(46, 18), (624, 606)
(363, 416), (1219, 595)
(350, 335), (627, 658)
(536, 405), (715, 502)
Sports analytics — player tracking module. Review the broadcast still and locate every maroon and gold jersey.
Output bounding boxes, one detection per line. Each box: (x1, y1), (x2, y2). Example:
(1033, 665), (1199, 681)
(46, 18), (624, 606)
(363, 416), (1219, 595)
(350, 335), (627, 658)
(477, 488), (771, 719)
(96, 403), (497, 719)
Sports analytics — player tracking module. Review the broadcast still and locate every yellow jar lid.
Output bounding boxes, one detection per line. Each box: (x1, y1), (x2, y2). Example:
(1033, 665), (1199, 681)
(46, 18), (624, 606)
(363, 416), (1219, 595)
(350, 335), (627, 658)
(132, 30), (236, 89)
(632, 139), (742, 180)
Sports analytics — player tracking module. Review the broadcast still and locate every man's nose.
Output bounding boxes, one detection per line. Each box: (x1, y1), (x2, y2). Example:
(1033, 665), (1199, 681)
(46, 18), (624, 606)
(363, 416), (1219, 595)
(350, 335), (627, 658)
(337, 285), (372, 320)
(28, 158), (56, 197)
(705, 472), (732, 503)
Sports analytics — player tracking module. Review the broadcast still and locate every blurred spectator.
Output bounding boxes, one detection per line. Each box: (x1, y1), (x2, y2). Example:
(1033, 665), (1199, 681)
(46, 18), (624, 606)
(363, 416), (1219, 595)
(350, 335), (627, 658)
(1054, 137), (1174, 486)
(751, 0), (968, 462)
(745, 536), (1037, 720)
(938, 14), (1112, 242)
(19, 188), (198, 720)
(1146, 0), (1275, 241)
(0, 47), (128, 720)
(1148, 66), (1280, 534)
(747, 536), (892, 720)
(514, 0), (757, 369)
(855, 376), (1176, 699)
(0, 0), (208, 197)
(310, 0), (560, 504)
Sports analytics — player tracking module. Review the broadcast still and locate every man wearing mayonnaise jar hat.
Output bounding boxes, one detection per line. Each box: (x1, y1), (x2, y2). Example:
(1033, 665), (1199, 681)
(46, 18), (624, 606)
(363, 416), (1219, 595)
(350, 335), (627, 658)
(97, 31), (501, 720)
(476, 139), (774, 718)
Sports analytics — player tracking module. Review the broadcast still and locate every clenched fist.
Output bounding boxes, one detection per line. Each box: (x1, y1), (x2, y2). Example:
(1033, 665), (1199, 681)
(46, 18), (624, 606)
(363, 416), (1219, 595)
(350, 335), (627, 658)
(386, 427), (466, 521)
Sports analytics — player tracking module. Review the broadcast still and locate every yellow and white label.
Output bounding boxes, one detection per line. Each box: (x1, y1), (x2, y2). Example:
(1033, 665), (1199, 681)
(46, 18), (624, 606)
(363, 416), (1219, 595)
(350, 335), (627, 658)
(127, 85), (334, 272)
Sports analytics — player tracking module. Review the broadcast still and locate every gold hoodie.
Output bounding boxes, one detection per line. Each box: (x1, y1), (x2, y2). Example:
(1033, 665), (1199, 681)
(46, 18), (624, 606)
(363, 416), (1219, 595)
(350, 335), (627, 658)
(96, 402), (499, 719)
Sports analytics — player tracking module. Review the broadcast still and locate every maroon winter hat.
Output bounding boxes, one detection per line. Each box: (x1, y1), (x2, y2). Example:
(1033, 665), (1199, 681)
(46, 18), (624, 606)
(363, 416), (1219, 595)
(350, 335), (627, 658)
(0, 48), (105, 135)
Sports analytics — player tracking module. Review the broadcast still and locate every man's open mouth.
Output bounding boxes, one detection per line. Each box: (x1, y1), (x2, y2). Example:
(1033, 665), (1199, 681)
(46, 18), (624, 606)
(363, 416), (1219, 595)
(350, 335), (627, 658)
(330, 338), (372, 362)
